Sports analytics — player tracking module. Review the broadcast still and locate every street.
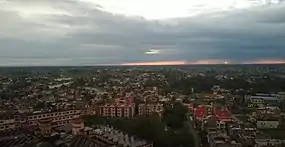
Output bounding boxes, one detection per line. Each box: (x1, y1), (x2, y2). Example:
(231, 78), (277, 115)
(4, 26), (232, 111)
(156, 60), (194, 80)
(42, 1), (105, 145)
(185, 114), (201, 147)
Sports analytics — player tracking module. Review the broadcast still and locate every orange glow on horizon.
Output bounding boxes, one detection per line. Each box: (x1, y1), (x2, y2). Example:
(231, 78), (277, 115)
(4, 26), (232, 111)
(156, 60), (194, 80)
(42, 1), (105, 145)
(188, 60), (228, 65)
(120, 59), (285, 66)
(121, 60), (229, 66)
(121, 61), (187, 66)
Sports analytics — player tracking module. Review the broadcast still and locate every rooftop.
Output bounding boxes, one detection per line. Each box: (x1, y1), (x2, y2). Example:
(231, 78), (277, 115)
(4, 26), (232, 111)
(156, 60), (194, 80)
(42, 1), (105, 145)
(0, 127), (105, 147)
(250, 96), (279, 101)
(194, 106), (207, 120)
(91, 125), (149, 147)
(214, 107), (231, 120)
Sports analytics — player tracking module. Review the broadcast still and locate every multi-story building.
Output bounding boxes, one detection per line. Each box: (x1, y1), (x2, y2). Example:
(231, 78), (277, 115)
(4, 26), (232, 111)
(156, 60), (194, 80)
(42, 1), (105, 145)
(26, 109), (81, 128)
(0, 122), (153, 147)
(99, 104), (135, 118)
(246, 94), (280, 108)
(208, 132), (242, 147)
(251, 107), (282, 129)
(0, 109), (81, 131)
(138, 104), (163, 116)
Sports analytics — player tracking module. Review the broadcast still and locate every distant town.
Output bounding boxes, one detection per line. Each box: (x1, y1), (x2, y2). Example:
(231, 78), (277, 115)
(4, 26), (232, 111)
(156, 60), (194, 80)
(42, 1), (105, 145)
(0, 64), (285, 147)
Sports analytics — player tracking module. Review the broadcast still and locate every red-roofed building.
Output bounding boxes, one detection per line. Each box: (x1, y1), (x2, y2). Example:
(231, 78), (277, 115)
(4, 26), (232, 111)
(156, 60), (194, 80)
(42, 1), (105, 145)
(194, 106), (207, 121)
(213, 107), (231, 122)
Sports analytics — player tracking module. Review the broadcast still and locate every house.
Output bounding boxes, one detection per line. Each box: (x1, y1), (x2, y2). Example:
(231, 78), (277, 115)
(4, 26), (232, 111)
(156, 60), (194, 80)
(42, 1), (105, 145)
(194, 106), (207, 121)
(256, 121), (279, 129)
(252, 131), (282, 147)
(246, 94), (280, 108)
(252, 107), (281, 129)
(213, 107), (232, 122)
(255, 139), (282, 147)
(208, 132), (242, 147)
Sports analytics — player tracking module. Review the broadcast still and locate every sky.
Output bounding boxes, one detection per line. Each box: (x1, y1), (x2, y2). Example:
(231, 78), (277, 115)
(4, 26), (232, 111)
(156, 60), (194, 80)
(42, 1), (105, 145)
(0, 0), (285, 66)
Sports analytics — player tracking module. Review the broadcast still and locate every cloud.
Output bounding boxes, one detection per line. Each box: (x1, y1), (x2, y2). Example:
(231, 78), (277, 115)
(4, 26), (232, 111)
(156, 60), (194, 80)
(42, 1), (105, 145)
(84, 0), (285, 19)
(144, 49), (161, 55)
(0, 0), (285, 66)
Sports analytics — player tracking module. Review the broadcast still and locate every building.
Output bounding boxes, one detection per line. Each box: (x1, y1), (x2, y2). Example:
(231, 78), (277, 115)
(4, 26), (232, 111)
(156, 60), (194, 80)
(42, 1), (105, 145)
(183, 103), (195, 112)
(255, 139), (282, 147)
(256, 120), (280, 129)
(71, 118), (85, 135)
(252, 107), (281, 129)
(38, 118), (52, 137)
(246, 94), (280, 108)
(0, 119), (153, 147)
(0, 109), (81, 131)
(194, 106), (207, 121)
(99, 104), (135, 118)
(213, 107), (232, 122)
(0, 122), (101, 147)
(138, 104), (163, 116)
(208, 132), (242, 147)
(98, 98), (136, 118)
(90, 125), (153, 147)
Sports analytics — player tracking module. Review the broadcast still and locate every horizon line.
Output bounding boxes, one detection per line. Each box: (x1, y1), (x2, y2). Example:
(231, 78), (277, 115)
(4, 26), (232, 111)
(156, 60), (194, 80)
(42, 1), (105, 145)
(0, 63), (284, 67)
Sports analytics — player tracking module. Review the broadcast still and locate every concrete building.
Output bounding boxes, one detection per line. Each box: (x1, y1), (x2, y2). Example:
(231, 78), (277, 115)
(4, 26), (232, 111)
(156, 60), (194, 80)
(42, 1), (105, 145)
(246, 94), (280, 108)
(256, 120), (280, 129)
(208, 132), (242, 147)
(252, 107), (281, 129)
(38, 118), (52, 137)
(138, 104), (163, 116)
(99, 104), (135, 118)
(71, 118), (85, 135)
(0, 109), (81, 131)
(255, 139), (282, 147)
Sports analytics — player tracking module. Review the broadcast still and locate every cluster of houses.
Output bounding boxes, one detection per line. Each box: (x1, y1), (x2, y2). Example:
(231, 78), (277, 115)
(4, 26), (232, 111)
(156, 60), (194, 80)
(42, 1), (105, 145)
(186, 92), (285, 147)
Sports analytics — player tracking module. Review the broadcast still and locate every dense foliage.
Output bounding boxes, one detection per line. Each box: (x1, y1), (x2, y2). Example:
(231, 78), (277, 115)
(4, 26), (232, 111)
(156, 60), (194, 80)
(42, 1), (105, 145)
(84, 103), (193, 147)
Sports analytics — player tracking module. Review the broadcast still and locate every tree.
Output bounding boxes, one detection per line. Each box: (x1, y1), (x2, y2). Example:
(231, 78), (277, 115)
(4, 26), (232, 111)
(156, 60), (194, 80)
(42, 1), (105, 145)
(163, 103), (188, 129)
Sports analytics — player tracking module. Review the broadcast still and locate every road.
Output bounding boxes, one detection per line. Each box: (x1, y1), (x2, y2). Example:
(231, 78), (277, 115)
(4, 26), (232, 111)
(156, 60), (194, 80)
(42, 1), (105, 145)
(185, 114), (200, 147)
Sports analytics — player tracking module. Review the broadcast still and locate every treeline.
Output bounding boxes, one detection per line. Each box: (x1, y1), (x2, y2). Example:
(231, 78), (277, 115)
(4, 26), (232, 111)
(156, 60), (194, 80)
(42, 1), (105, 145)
(160, 75), (285, 95)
